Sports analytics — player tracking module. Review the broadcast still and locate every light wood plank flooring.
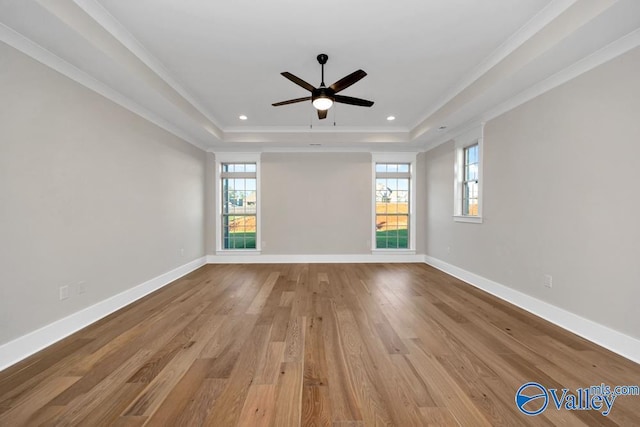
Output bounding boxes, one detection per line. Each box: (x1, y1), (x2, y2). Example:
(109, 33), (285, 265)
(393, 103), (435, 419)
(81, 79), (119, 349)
(1, 263), (639, 426)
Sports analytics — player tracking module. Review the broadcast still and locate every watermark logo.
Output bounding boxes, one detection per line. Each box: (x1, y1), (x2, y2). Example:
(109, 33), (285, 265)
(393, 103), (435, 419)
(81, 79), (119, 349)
(515, 382), (548, 416)
(515, 382), (640, 417)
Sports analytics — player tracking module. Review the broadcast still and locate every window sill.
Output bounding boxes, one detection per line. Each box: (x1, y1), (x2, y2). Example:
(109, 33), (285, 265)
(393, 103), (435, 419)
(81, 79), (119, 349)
(371, 249), (416, 254)
(216, 249), (262, 255)
(453, 215), (483, 224)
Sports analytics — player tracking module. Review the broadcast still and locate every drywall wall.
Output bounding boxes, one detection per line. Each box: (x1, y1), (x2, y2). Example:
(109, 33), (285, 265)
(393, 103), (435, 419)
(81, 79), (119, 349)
(415, 152), (428, 255)
(260, 152), (372, 254)
(424, 46), (640, 339)
(204, 152), (216, 255)
(0, 42), (206, 345)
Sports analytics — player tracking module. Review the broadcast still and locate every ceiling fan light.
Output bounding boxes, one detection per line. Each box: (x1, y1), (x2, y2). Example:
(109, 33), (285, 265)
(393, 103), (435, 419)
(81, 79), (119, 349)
(312, 97), (333, 111)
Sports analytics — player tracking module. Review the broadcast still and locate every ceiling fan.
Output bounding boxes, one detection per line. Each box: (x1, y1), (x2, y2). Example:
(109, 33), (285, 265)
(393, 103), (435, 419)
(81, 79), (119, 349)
(272, 54), (374, 120)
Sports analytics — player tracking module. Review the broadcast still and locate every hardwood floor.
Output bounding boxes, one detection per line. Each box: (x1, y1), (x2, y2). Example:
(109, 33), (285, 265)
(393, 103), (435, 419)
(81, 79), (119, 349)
(1, 263), (639, 426)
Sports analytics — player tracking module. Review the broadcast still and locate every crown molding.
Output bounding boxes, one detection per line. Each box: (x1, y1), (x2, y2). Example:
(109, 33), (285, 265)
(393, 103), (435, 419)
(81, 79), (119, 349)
(0, 22), (209, 151)
(222, 129), (412, 146)
(479, 27), (640, 125)
(411, 0), (577, 134)
(72, 0), (224, 134)
(223, 125), (411, 134)
(35, 0), (223, 142)
(208, 143), (425, 154)
(422, 28), (640, 152)
(410, 0), (616, 141)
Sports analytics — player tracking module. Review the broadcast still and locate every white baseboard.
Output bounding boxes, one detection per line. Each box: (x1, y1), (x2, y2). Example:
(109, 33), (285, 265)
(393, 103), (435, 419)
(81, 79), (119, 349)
(423, 255), (640, 364)
(5, 254), (636, 371)
(207, 252), (424, 264)
(0, 257), (207, 371)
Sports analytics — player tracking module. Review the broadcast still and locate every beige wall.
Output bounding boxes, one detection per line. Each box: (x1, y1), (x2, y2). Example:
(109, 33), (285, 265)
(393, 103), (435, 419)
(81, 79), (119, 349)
(424, 46), (640, 339)
(260, 153), (372, 254)
(0, 42), (206, 345)
(208, 152), (426, 255)
(204, 152), (216, 255)
(415, 152), (428, 255)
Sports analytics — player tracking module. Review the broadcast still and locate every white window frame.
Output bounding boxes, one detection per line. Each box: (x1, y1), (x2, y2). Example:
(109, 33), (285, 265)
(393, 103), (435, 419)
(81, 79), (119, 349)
(454, 124), (484, 223)
(371, 152), (417, 253)
(215, 152), (261, 253)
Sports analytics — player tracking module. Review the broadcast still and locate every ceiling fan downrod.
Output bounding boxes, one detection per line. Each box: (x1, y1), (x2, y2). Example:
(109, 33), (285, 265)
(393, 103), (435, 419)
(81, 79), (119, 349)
(317, 54), (328, 87)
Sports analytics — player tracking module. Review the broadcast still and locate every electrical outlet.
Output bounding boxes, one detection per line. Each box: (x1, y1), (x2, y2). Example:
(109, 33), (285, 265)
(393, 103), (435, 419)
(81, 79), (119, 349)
(180, 248), (185, 257)
(59, 285), (69, 300)
(78, 281), (86, 295)
(544, 274), (553, 288)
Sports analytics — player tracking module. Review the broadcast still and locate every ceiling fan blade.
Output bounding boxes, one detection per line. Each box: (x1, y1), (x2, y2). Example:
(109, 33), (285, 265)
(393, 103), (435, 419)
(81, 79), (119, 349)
(329, 69), (367, 93)
(334, 95), (374, 107)
(272, 97), (311, 106)
(281, 72), (316, 92)
(318, 109), (328, 120)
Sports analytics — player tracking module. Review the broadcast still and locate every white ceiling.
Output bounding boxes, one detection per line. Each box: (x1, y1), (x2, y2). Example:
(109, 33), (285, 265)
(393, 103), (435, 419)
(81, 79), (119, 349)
(1, 0), (639, 150)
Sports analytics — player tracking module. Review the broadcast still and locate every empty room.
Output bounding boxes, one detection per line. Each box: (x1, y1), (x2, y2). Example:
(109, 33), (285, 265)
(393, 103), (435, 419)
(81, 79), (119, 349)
(2, 0), (640, 425)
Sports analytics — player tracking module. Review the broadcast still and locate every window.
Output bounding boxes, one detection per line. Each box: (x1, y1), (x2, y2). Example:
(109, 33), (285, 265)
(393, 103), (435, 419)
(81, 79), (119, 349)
(454, 124), (483, 223)
(373, 153), (416, 251)
(462, 144), (479, 216)
(216, 154), (260, 251)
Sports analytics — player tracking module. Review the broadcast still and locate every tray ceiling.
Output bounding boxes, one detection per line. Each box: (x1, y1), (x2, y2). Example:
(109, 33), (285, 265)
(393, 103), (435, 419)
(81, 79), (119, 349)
(1, 0), (639, 150)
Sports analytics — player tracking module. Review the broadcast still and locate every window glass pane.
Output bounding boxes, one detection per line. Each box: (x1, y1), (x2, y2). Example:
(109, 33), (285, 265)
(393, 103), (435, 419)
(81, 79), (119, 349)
(245, 190), (257, 214)
(468, 181), (478, 198)
(470, 146), (478, 163)
(396, 195), (409, 212)
(466, 164), (478, 181)
(223, 215), (257, 249)
(462, 182), (479, 216)
(376, 179), (392, 202)
(398, 179), (409, 191)
(221, 164), (257, 250)
(468, 200), (478, 216)
(464, 145), (477, 165)
(460, 144), (480, 217)
(376, 214), (408, 249)
(223, 163), (258, 174)
(375, 163), (410, 249)
(386, 178), (396, 192)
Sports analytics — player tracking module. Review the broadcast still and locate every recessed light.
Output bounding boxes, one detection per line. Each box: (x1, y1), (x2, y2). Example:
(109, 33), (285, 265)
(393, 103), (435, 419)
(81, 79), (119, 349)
(239, 115), (248, 120)
(386, 116), (396, 121)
